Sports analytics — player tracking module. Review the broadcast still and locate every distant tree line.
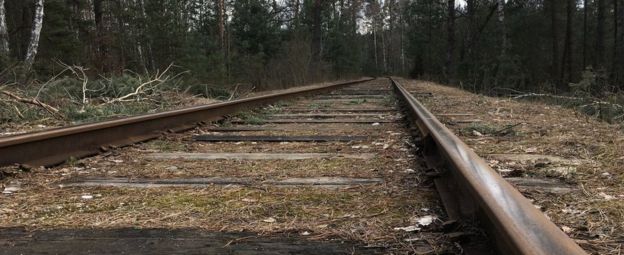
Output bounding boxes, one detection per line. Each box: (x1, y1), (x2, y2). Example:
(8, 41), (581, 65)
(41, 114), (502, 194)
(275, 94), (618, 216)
(0, 0), (622, 93)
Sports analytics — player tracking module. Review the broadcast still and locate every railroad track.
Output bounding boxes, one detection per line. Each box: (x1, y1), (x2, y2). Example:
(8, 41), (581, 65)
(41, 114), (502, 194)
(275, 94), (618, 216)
(0, 78), (586, 254)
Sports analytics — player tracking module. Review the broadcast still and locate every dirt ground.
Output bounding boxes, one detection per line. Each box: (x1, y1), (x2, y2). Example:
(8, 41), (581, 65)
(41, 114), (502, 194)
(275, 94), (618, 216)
(3, 77), (610, 253)
(0, 79), (458, 254)
(397, 78), (624, 255)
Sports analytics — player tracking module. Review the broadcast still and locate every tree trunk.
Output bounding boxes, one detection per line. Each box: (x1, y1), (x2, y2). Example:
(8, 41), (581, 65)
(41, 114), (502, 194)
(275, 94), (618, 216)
(446, 0), (455, 83)
(93, 0), (109, 71)
(595, 0), (605, 68)
(387, 0), (395, 72)
(562, 0), (574, 84)
(311, 0), (322, 63)
(612, 0), (619, 82)
(583, 0), (588, 68)
(464, 0), (476, 60)
(0, 0), (9, 57)
(549, 0), (561, 86)
(427, 0), (433, 74)
(615, 0), (624, 87)
(497, 0), (507, 56)
(373, 23), (378, 70)
(381, 24), (387, 73)
(293, 0), (300, 27)
(24, 0), (45, 71)
(114, 0), (125, 72)
(217, 0), (225, 50)
(399, 4), (405, 74)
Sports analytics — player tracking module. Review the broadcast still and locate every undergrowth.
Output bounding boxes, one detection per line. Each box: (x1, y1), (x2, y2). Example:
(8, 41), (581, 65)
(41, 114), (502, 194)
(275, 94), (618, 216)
(511, 69), (624, 124)
(0, 65), (234, 128)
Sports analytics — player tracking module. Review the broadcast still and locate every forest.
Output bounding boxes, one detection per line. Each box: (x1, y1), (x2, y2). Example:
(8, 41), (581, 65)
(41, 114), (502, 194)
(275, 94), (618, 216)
(0, 0), (623, 96)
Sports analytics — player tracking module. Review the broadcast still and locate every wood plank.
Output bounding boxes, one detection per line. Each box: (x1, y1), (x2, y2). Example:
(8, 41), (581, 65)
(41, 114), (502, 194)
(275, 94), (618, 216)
(202, 127), (284, 132)
(61, 177), (384, 188)
(437, 113), (475, 117)
(303, 98), (386, 103)
(0, 228), (383, 255)
(231, 119), (398, 124)
(145, 152), (377, 160)
(265, 177), (383, 186)
(446, 119), (482, 124)
(330, 89), (430, 96)
(331, 89), (391, 95)
(60, 177), (253, 188)
(314, 95), (388, 99)
(411, 92), (434, 97)
(282, 108), (395, 112)
(193, 135), (369, 142)
(505, 177), (577, 194)
(269, 113), (392, 118)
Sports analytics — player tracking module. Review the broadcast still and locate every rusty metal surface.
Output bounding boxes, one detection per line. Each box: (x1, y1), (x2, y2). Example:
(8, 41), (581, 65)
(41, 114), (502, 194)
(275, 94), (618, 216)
(0, 78), (373, 167)
(390, 78), (587, 255)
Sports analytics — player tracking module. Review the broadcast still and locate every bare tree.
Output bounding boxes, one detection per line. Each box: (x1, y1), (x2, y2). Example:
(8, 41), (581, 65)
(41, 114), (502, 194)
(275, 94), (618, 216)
(0, 0), (8, 56)
(24, 0), (45, 71)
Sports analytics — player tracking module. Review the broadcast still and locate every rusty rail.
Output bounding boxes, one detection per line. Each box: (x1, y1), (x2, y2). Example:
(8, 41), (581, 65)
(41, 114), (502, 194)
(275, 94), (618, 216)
(0, 78), (374, 167)
(390, 78), (586, 255)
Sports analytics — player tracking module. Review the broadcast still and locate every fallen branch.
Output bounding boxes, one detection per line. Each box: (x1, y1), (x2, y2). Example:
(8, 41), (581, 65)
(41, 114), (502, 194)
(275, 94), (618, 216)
(1, 90), (63, 119)
(493, 123), (522, 135)
(512, 93), (584, 101)
(511, 92), (624, 108)
(12, 104), (24, 119)
(56, 61), (90, 105)
(102, 63), (175, 105)
(0, 99), (24, 119)
(579, 101), (624, 110)
(228, 84), (240, 101)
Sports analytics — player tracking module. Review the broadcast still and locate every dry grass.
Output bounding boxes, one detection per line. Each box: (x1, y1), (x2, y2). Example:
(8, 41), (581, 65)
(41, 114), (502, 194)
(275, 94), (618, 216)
(398, 78), (624, 255)
(0, 79), (454, 252)
(1, 185), (437, 244)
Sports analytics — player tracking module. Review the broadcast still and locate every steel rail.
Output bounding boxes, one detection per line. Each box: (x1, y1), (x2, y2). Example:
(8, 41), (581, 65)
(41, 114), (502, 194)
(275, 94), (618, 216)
(390, 78), (586, 255)
(0, 78), (374, 167)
